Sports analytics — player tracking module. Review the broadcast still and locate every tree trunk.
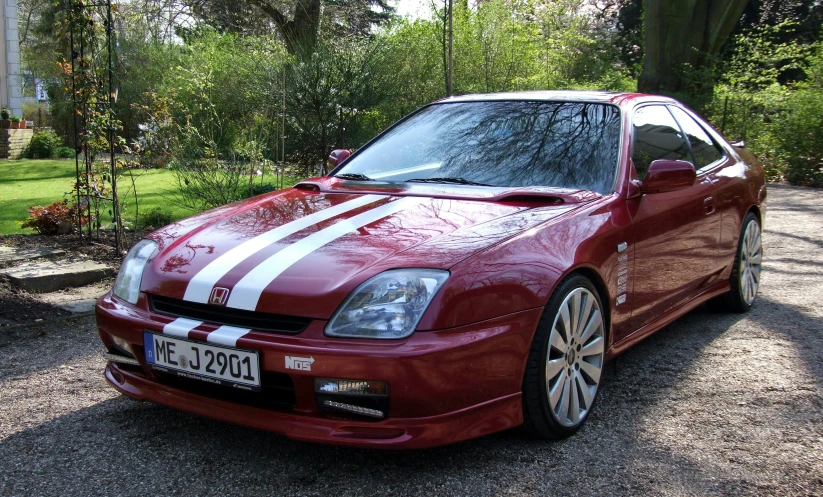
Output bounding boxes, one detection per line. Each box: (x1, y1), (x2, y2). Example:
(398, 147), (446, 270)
(639, 0), (750, 103)
(247, 0), (321, 55)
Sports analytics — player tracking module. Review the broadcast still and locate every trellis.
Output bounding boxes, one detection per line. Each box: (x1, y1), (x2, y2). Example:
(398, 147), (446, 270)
(66, 0), (123, 251)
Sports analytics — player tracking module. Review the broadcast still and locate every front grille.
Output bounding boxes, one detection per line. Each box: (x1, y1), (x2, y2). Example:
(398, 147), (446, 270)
(150, 295), (312, 334)
(154, 369), (296, 411)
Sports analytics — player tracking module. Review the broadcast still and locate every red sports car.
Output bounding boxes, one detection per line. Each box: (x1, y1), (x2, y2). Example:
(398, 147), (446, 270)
(97, 91), (766, 449)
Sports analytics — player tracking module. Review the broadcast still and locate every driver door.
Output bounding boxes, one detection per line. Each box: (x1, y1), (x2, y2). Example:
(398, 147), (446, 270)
(626, 105), (721, 333)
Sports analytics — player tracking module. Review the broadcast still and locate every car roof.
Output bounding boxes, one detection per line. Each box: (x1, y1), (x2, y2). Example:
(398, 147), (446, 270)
(439, 90), (676, 107)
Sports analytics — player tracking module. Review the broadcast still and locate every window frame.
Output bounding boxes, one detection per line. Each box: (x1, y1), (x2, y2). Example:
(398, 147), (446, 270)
(666, 104), (728, 174)
(629, 103), (695, 180)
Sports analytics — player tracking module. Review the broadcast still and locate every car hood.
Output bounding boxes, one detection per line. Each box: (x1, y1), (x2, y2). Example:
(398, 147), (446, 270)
(141, 184), (589, 318)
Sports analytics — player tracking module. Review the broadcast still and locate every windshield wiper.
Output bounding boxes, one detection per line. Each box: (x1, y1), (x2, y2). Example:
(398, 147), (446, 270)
(406, 177), (492, 186)
(335, 173), (374, 181)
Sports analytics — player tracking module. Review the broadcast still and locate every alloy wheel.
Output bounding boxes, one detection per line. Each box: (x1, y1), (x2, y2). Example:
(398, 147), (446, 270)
(545, 288), (605, 427)
(740, 220), (762, 305)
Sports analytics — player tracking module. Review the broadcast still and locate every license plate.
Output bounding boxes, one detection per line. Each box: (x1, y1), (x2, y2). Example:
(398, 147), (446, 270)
(143, 332), (261, 391)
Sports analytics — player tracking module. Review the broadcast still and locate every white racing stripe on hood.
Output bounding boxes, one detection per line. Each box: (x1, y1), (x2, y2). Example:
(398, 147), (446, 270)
(163, 317), (202, 338)
(183, 194), (384, 303)
(226, 196), (426, 311)
(206, 325), (251, 347)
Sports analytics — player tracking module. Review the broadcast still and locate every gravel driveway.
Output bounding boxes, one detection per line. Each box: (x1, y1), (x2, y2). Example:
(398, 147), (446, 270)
(1, 183), (821, 497)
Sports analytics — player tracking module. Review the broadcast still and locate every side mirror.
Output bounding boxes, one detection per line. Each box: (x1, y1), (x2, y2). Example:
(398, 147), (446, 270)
(327, 149), (352, 170)
(640, 159), (696, 194)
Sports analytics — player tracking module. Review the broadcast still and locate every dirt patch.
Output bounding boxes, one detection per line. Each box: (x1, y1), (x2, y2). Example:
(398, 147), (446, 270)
(0, 278), (71, 327)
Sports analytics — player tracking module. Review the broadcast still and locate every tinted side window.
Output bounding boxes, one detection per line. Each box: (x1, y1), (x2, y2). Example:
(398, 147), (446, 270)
(668, 106), (724, 170)
(632, 105), (691, 178)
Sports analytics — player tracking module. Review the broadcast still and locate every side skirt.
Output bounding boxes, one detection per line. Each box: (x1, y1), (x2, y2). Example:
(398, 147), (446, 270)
(605, 281), (731, 360)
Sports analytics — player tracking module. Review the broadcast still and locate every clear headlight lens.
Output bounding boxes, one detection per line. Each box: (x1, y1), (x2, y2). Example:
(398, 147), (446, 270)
(325, 269), (449, 339)
(112, 239), (157, 304)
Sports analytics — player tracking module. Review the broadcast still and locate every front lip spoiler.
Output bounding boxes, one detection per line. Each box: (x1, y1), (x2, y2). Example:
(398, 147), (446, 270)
(104, 362), (523, 449)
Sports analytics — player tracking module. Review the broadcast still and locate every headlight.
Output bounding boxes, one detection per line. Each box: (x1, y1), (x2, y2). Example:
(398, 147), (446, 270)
(112, 239), (157, 304)
(325, 269), (449, 339)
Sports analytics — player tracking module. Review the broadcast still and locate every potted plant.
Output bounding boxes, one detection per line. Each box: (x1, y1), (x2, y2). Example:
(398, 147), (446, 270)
(0, 108), (9, 129)
(9, 116), (21, 129)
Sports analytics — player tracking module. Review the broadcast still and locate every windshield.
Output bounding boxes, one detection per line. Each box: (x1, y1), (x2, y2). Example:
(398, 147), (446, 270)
(335, 101), (622, 194)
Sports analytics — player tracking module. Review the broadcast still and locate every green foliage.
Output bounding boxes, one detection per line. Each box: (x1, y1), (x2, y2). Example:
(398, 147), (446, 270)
(707, 22), (823, 185)
(139, 207), (174, 230)
(27, 130), (63, 159)
(54, 146), (76, 159)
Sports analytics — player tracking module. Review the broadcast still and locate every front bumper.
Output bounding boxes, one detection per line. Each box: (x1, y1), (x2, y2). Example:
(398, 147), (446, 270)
(96, 293), (542, 449)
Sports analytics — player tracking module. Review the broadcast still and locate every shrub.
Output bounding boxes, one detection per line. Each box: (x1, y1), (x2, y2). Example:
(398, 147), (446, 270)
(250, 183), (276, 196)
(28, 131), (63, 159)
(138, 207), (173, 230)
(21, 200), (81, 235)
(774, 88), (823, 186)
(54, 146), (75, 158)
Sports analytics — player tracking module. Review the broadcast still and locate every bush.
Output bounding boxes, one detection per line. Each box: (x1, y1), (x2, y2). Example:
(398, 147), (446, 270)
(250, 183), (276, 196)
(21, 200), (80, 234)
(138, 207), (174, 230)
(54, 146), (75, 158)
(27, 130), (63, 159)
(774, 88), (823, 186)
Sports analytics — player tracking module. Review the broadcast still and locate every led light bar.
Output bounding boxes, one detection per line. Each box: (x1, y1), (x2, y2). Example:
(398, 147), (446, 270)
(322, 400), (384, 419)
(314, 378), (388, 396)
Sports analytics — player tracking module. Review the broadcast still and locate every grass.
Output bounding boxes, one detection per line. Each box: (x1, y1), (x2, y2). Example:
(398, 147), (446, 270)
(0, 159), (305, 235)
(0, 159), (195, 234)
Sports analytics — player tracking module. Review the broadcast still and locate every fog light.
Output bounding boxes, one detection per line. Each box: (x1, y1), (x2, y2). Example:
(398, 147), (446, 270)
(110, 334), (134, 358)
(315, 378), (389, 420)
(322, 400), (384, 419)
(314, 378), (388, 396)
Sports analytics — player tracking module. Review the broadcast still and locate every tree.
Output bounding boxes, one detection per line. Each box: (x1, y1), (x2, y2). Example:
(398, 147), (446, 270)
(240, 0), (393, 55)
(638, 0), (751, 102)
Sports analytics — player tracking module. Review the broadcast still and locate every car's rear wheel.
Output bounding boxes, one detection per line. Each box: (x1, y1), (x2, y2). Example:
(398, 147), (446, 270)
(713, 212), (762, 313)
(522, 275), (606, 439)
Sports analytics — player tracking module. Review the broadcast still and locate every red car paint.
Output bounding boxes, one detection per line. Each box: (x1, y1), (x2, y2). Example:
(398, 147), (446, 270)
(96, 91), (765, 448)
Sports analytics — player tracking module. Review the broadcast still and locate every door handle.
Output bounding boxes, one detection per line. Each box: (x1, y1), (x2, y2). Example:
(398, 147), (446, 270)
(704, 196), (716, 215)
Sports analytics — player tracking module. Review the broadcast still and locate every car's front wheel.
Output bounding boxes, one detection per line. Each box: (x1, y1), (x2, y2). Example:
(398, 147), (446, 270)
(522, 275), (606, 439)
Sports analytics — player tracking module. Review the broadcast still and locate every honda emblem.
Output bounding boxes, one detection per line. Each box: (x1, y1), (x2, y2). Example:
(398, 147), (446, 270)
(209, 287), (230, 306)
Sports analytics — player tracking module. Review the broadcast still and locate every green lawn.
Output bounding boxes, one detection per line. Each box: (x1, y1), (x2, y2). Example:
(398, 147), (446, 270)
(0, 159), (195, 234)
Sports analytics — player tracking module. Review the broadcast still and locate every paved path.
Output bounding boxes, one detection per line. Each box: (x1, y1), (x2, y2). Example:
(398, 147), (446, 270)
(1, 184), (821, 497)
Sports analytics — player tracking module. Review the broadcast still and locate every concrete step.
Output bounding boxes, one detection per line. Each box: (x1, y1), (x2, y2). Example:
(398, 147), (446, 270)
(0, 246), (66, 265)
(38, 280), (112, 314)
(0, 260), (114, 293)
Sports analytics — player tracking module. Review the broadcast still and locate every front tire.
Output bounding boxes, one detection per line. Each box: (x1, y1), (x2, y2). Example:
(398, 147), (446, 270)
(522, 275), (606, 439)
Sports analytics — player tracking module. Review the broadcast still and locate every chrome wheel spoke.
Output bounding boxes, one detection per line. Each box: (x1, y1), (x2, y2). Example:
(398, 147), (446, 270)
(579, 309), (601, 345)
(575, 371), (594, 408)
(579, 360), (602, 384)
(550, 328), (567, 353)
(569, 292), (581, 339)
(545, 358), (565, 380)
(555, 375), (571, 421)
(569, 377), (580, 424)
(577, 295), (593, 339)
(580, 336), (604, 358)
(549, 370), (567, 407)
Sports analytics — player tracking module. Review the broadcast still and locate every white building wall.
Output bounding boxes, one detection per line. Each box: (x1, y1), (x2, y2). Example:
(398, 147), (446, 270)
(2, 0), (21, 117)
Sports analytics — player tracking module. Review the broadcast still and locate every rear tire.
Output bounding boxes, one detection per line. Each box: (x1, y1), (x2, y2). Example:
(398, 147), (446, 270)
(522, 274), (606, 439)
(713, 212), (762, 313)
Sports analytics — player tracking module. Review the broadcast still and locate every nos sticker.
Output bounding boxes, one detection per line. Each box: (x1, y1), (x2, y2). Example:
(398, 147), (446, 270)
(285, 356), (315, 371)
